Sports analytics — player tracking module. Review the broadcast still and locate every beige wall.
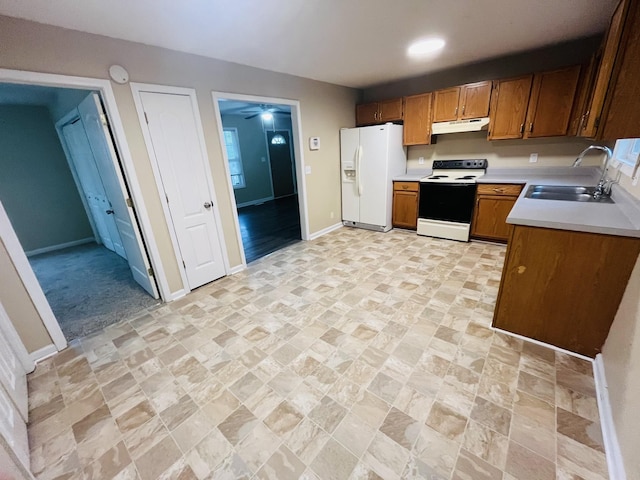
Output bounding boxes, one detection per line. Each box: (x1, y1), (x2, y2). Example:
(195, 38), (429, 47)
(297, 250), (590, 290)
(0, 105), (93, 252)
(0, 239), (52, 352)
(407, 133), (597, 170)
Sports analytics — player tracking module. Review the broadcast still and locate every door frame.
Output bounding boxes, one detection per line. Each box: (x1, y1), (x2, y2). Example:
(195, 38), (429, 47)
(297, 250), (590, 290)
(212, 92), (310, 268)
(130, 83), (232, 297)
(0, 68), (170, 357)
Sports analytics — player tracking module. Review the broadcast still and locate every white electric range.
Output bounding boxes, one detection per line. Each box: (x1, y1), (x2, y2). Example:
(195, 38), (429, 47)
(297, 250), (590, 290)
(417, 159), (488, 241)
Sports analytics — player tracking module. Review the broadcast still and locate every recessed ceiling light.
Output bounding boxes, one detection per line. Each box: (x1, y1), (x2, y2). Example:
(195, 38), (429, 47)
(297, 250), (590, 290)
(407, 38), (446, 58)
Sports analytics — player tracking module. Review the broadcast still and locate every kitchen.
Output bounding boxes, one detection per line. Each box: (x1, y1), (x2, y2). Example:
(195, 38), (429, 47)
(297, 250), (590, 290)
(2, 0), (635, 478)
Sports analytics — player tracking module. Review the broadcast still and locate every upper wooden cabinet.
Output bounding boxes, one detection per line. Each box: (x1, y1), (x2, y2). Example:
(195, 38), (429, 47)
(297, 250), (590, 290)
(578, 0), (629, 139)
(459, 81), (492, 119)
(433, 87), (461, 122)
(488, 75), (533, 140)
(433, 81), (492, 122)
(597, 0), (640, 140)
(403, 93), (433, 146)
(489, 67), (581, 140)
(356, 98), (403, 126)
(524, 65), (581, 138)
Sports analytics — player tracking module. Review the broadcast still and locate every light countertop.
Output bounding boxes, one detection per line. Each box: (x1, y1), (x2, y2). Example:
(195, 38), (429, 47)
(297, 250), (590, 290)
(394, 166), (640, 238)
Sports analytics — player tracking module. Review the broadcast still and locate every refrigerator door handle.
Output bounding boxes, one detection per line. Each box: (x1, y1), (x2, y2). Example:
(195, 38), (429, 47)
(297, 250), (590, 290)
(357, 145), (363, 196)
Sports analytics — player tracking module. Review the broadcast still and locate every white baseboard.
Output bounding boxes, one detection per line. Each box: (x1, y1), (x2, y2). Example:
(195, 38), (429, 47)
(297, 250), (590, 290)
(309, 222), (343, 241)
(236, 196), (275, 209)
(25, 237), (95, 257)
(593, 354), (626, 480)
(168, 289), (188, 302)
(229, 264), (246, 275)
(30, 344), (59, 364)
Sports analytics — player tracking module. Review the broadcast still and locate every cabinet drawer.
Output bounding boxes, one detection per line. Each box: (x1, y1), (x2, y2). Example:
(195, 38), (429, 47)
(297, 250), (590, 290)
(393, 181), (419, 192)
(477, 184), (523, 196)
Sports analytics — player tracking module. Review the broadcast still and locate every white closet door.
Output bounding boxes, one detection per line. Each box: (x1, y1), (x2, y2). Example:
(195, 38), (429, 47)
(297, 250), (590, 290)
(62, 119), (122, 255)
(0, 302), (30, 472)
(139, 91), (226, 289)
(78, 94), (159, 299)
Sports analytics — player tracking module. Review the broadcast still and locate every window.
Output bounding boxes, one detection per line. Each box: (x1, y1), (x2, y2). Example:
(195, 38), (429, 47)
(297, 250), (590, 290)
(271, 134), (287, 145)
(612, 138), (640, 168)
(223, 128), (245, 189)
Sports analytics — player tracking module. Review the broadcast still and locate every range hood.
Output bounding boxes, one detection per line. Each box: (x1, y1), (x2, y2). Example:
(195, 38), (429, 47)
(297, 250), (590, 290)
(432, 117), (490, 135)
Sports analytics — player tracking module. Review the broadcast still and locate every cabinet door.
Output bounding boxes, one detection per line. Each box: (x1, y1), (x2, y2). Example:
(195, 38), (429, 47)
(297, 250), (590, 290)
(392, 190), (419, 230)
(599, 0), (640, 140)
(580, 0), (629, 138)
(403, 93), (433, 145)
(459, 81), (492, 119)
(379, 98), (403, 122)
(524, 65), (581, 138)
(356, 102), (379, 126)
(569, 56), (600, 135)
(493, 225), (640, 357)
(488, 75), (533, 140)
(471, 195), (517, 242)
(432, 87), (461, 122)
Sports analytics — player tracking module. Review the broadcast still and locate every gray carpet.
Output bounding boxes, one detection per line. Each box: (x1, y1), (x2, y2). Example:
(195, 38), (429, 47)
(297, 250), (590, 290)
(29, 242), (159, 341)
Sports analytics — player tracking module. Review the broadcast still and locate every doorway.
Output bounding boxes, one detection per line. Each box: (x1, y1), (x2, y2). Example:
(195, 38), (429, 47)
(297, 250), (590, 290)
(215, 97), (304, 263)
(0, 82), (159, 341)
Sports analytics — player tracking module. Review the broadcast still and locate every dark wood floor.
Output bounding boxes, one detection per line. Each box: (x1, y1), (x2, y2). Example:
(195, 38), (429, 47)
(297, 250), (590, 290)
(237, 195), (301, 263)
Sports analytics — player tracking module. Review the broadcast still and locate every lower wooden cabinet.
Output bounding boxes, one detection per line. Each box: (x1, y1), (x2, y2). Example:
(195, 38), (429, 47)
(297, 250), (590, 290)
(493, 225), (640, 357)
(392, 181), (419, 230)
(471, 184), (523, 242)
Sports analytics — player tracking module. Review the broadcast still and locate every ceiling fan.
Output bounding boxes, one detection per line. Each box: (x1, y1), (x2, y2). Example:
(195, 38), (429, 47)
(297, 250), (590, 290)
(241, 104), (291, 120)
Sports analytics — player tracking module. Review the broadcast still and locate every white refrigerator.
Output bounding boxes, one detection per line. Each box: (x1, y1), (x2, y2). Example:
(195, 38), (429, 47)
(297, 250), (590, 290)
(341, 124), (407, 232)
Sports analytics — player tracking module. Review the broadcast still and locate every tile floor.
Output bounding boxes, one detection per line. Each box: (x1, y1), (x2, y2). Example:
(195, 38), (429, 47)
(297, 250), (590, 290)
(27, 228), (609, 480)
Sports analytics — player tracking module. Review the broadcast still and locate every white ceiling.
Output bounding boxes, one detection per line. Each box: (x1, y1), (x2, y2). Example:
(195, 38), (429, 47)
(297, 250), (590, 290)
(0, 0), (618, 88)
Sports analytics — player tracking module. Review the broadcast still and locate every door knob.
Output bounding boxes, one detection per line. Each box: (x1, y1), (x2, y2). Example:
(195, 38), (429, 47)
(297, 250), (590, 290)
(203, 202), (212, 209)
(106, 209), (115, 215)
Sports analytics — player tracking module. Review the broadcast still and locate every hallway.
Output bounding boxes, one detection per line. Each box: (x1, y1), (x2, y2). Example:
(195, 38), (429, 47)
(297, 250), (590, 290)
(237, 195), (301, 263)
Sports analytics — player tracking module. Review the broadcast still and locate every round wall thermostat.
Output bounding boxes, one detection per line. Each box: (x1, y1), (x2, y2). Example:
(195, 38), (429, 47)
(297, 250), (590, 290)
(109, 65), (129, 84)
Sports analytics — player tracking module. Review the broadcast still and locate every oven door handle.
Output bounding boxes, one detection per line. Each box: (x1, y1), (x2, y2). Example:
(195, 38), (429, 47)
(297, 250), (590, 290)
(357, 145), (363, 196)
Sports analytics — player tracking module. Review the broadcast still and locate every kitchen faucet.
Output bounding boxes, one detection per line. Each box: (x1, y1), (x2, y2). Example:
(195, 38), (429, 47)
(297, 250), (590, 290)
(573, 145), (614, 199)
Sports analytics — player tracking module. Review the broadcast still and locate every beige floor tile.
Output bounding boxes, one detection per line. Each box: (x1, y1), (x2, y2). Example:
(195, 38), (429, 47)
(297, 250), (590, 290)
(26, 229), (611, 480)
(134, 435), (182, 480)
(310, 438), (358, 480)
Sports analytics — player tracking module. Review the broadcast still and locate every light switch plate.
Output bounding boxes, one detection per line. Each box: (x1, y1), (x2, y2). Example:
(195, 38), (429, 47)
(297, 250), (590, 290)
(529, 153), (538, 163)
(309, 137), (320, 150)
(305, 165), (312, 175)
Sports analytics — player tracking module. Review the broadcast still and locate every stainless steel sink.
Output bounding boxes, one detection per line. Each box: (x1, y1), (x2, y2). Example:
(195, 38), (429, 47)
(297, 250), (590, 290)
(524, 185), (614, 203)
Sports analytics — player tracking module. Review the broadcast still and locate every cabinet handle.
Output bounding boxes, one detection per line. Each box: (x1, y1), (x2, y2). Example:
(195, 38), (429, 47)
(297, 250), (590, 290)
(529, 123), (534, 133)
(461, 105), (465, 115)
(455, 106), (458, 116)
(493, 188), (505, 193)
(520, 123), (524, 134)
(374, 111), (378, 121)
(402, 185), (409, 189)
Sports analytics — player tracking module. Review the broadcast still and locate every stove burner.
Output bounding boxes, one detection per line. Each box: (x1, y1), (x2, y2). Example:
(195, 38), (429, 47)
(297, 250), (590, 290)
(428, 175), (449, 179)
(456, 175), (477, 180)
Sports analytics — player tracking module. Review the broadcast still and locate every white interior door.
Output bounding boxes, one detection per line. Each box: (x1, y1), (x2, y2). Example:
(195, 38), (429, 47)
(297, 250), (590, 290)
(77, 94), (159, 299)
(62, 119), (122, 254)
(0, 302), (30, 472)
(139, 91), (226, 289)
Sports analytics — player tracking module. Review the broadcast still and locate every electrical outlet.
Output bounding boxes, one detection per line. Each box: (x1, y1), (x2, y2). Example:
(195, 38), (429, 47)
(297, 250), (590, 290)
(305, 165), (312, 175)
(418, 156), (425, 165)
(529, 153), (538, 163)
